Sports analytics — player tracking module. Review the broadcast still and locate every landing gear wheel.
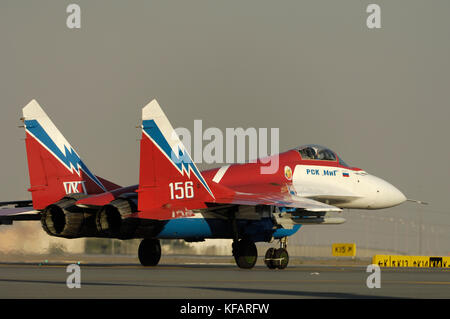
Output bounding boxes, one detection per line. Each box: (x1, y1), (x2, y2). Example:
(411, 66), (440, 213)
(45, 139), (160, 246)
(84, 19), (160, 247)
(264, 248), (277, 269)
(138, 239), (161, 266)
(274, 248), (289, 269)
(232, 239), (258, 269)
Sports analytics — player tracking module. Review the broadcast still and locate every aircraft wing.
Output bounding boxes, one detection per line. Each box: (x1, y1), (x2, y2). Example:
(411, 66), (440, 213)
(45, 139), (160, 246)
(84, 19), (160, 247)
(226, 182), (361, 203)
(133, 182), (341, 221)
(204, 185), (345, 226)
(133, 193), (340, 221)
(204, 182), (345, 225)
(211, 191), (342, 212)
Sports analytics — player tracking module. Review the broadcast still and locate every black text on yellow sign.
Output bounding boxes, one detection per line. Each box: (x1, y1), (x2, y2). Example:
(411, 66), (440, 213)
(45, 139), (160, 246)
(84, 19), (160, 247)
(372, 255), (450, 268)
(332, 243), (356, 257)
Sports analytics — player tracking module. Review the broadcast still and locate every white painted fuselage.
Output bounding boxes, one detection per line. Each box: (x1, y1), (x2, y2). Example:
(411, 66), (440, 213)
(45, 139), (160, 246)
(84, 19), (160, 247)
(292, 164), (406, 209)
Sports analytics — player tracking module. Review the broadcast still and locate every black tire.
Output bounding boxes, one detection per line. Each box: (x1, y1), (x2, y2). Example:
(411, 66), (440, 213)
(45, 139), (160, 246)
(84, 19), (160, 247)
(232, 239), (258, 269)
(274, 248), (289, 269)
(138, 239), (161, 266)
(264, 248), (277, 269)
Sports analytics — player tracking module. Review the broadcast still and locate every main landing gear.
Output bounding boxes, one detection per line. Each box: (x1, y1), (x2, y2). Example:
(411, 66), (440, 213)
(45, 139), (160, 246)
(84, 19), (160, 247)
(264, 237), (289, 270)
(229, 209), (289, 270)
(137, 236), (289, 269)
(232, 239), (258, 269)
(138, 238), (161, 266)
(231, 237), (290, 270)
(229, 208), (259, 269)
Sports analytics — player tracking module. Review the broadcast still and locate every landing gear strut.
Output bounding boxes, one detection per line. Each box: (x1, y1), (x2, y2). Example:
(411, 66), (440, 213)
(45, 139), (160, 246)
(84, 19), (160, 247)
(264, 237), (289, 270)
(228, 207), (259, 269)
(138, 238), (161, 266)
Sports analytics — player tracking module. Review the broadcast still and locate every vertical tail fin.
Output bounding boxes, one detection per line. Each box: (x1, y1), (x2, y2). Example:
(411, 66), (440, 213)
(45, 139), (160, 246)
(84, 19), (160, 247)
(22, 100), (116, 209)
(137, 100), (214, 212)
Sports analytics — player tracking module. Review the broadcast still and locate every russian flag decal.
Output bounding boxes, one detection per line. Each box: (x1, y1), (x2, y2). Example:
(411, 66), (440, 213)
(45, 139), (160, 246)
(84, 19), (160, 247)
(342, 172), (350, 177)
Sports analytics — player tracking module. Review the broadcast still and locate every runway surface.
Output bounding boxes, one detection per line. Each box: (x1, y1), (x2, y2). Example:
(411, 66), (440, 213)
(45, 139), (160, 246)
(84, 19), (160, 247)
(0, 261), (448, 299)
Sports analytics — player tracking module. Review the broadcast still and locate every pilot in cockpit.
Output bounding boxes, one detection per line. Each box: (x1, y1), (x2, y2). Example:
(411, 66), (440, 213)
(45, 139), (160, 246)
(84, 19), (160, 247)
(317, 149), (326, 160)
(302, 146), (317, 160)
(299, 145), (337, 161)
(317, 148), (335, 161)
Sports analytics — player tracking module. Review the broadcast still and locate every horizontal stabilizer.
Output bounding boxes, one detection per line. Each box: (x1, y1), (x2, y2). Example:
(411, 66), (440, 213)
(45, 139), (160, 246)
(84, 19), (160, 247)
(0, 200), (33, 208)
(0, 207), (40, 225)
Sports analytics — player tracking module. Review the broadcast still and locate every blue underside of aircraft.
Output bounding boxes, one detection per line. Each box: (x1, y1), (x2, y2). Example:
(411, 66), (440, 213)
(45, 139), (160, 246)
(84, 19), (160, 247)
(156, 217), (302, 242)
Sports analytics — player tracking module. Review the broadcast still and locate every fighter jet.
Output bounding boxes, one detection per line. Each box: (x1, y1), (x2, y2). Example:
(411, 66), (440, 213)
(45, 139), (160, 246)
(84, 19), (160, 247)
(0, 99), (409, 269)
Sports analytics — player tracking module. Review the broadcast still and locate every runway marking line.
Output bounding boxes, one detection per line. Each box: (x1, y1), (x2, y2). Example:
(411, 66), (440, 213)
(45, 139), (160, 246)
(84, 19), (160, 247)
(0, 262), (449, 271)
(0, 277), (449, 287)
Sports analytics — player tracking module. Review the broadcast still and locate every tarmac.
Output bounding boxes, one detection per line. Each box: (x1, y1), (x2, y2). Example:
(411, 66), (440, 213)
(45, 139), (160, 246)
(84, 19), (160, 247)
(0, 255), (448, 299)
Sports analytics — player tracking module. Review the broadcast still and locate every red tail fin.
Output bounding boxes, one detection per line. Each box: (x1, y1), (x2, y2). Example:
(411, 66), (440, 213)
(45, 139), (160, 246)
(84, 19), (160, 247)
(22, 100), (120, 209)
(137, 100), (214, 212)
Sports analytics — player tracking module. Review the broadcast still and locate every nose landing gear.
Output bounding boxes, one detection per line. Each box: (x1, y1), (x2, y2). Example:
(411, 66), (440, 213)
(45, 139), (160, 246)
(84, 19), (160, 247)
(264, 237), (289, 270)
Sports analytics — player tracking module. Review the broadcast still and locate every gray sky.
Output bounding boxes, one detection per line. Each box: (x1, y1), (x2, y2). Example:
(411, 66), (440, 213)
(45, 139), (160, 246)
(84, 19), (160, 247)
(1, 1), (449, 254)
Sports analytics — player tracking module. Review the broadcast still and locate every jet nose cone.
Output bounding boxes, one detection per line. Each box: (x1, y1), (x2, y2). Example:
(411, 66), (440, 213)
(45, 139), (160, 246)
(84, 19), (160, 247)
(385, 184), (407, 207)
(374, 178), (407, 208)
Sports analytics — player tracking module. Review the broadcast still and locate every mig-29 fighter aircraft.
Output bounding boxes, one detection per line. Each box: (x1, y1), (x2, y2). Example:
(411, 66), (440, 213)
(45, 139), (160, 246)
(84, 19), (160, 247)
(0, 99), (408, 269)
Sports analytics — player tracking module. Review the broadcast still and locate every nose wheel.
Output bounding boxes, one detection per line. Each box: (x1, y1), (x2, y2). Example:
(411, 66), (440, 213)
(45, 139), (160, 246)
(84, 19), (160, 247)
(264, 237), (289, 270)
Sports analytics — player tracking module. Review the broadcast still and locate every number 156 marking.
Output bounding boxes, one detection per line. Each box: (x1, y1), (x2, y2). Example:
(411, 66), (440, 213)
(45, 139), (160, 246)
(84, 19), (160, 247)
(169, 181), (194, 200)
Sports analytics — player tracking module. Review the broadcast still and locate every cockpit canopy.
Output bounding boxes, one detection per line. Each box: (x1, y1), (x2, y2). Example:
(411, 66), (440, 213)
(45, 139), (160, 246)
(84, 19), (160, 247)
(297, 144), (350, 167)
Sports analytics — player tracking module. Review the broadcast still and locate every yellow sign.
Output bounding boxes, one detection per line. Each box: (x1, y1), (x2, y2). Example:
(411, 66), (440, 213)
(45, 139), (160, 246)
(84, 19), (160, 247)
(332, 243), (356, 257)
(372, 255), (450, 268)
